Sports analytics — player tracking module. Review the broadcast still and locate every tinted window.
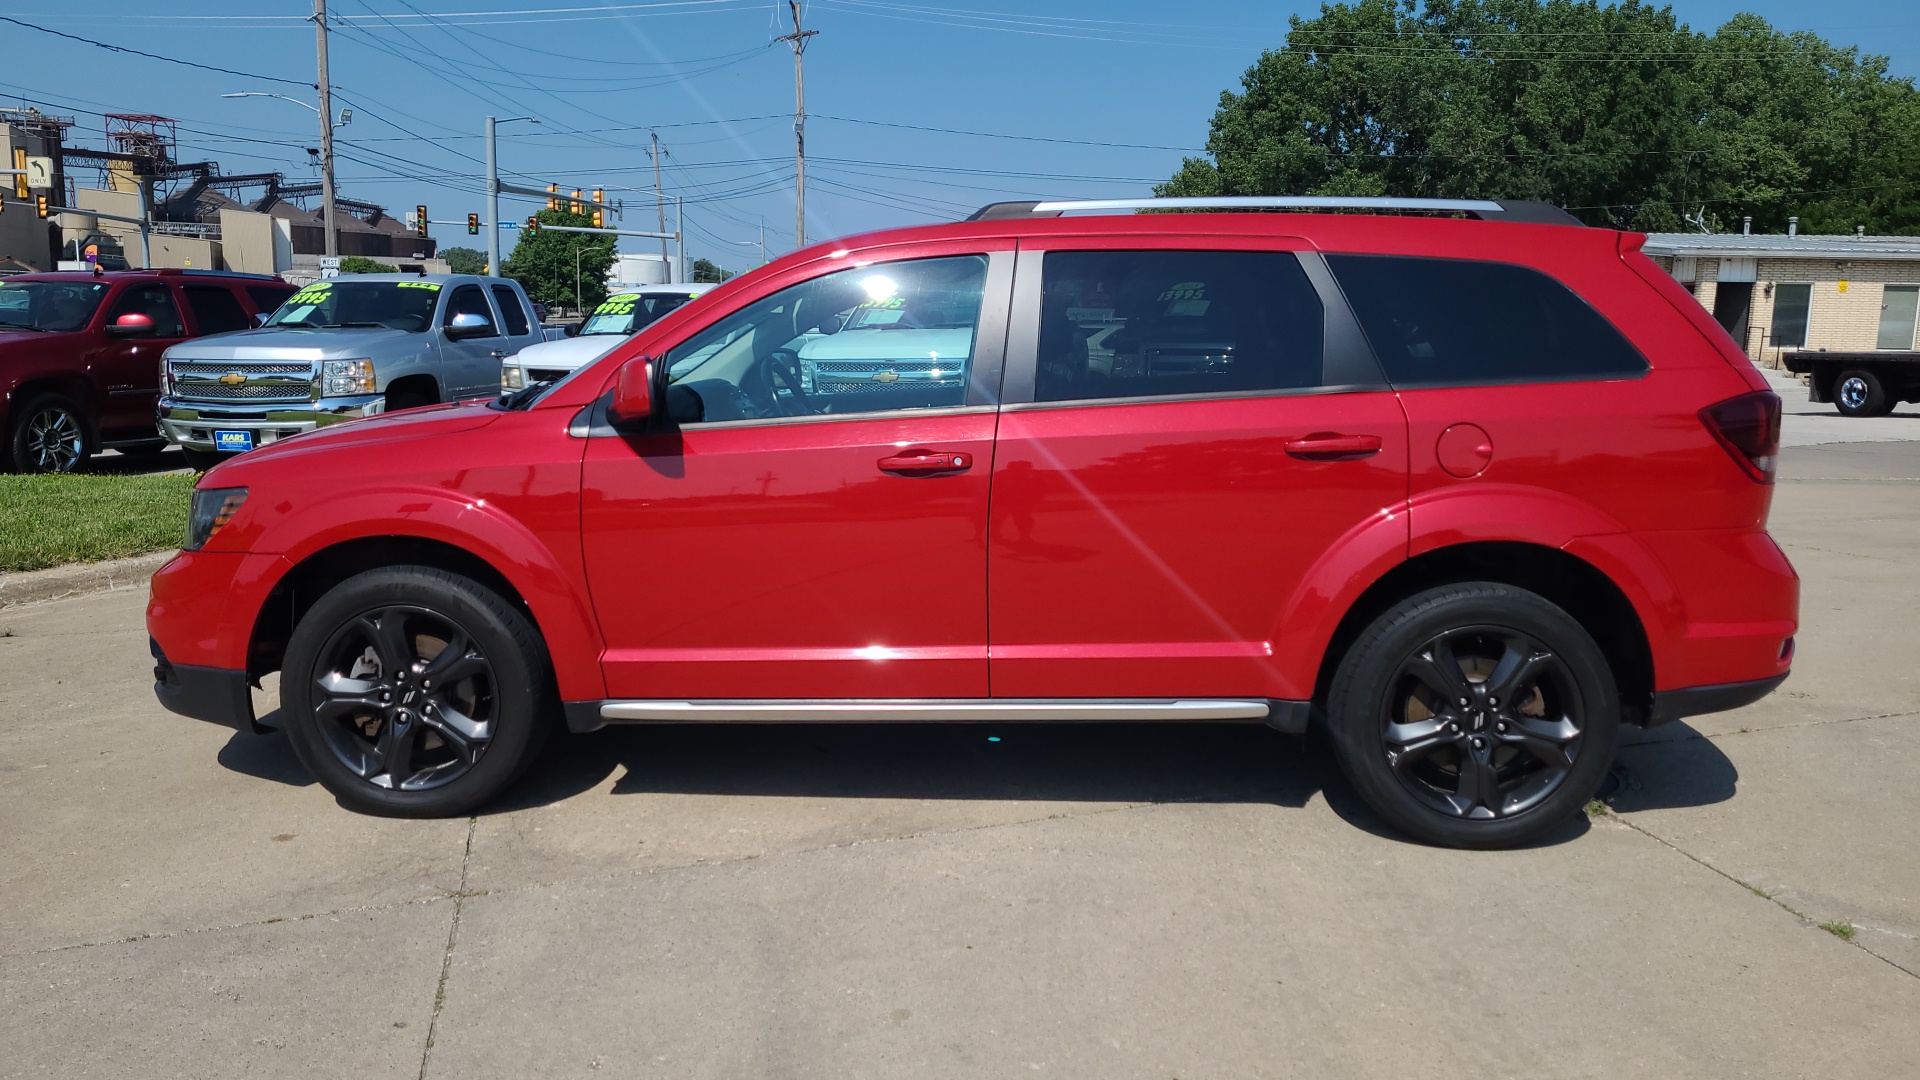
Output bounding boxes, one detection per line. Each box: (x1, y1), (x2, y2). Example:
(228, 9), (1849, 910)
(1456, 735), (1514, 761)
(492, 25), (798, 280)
(1327, 255), (1648, 385)
(662, 255), (988, 423)
(183, 286), (252, 335)
(246, 284), (294, 314)
(444, 285), (497, 334)
(0, 279), (110, 332)
(1768, 283), (1811, 350)
(1036, 251), (1323, 402)
(490, 284), (531, 336)
(107, 285), (185, 338)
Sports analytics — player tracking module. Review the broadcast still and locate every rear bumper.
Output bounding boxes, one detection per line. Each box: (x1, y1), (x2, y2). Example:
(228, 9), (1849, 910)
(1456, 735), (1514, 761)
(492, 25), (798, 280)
(151, 637), (261, 733)
(1648, 672), (1789, 726)
(157, 394), (384, 451)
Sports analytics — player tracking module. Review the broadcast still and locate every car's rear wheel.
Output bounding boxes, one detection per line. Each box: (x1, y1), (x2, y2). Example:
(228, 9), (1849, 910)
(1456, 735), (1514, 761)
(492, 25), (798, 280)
(1326, 583), (1620, 849)
(281, 565), (554, 816)
(1834, 369), (1893, 417)
(9, 393), (91, 473)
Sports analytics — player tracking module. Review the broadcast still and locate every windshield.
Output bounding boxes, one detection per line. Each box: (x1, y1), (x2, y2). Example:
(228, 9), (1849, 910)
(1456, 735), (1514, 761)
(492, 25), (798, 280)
(263, 279), (442, 332)
(0, 280), (112, 332)
(577, 291), (699, 336)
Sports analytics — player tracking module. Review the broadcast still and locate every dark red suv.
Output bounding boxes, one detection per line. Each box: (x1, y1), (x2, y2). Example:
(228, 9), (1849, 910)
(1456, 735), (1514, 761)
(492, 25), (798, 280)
(146, 198), (1797, 848)
(0, 269), (294, 472)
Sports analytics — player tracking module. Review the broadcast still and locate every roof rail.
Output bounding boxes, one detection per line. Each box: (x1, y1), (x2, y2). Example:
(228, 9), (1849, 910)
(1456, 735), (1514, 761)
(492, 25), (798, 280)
(966, 196), (1582, 226)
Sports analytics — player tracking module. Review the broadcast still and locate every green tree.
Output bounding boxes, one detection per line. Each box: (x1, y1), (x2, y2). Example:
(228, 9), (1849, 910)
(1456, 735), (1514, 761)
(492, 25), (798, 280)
(337, 256), (396, 274)
(501, 208), (617, 312)
(691, 257), (735, 283)
(441, 246), (487, 275)
(1161, 0), (1920, 233)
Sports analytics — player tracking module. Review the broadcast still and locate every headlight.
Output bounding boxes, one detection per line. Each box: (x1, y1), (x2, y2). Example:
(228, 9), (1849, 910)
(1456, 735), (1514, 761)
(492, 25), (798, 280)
(501, 364), (525, 391)
(321, 358), (376, 396)
(161, 358), (175, 396)
(185, 487), (248, 551)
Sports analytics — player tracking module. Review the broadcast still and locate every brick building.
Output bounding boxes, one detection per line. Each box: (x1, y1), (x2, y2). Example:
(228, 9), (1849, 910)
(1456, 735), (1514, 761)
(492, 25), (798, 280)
(1643, 231), (1920, 368)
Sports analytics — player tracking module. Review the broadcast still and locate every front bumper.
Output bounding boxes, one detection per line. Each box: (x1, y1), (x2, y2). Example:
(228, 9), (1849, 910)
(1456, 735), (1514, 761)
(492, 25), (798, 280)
(151, 637), (263, 733)
(157, 393), (384, 451)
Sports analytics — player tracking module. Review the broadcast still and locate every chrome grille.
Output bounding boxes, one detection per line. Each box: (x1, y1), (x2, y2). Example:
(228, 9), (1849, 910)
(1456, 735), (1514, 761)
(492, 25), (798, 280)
(171, 361), (314, 403)
(809, 358), (966, 395)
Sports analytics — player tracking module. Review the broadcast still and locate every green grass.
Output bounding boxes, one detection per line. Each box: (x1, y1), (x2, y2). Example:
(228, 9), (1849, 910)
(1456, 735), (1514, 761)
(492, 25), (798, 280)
(0, 473), (195, 572)
(1820, 920), (1857, 942)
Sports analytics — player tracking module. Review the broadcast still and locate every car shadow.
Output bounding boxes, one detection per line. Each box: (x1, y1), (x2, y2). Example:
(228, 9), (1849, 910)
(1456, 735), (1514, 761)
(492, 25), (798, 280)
(85, 447), (193, 475)
(1607, 723), (1740, 813)
(215, 712), (315, 788)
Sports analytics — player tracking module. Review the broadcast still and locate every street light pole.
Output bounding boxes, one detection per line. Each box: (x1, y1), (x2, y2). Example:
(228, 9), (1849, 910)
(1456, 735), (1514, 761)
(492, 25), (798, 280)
(312, 0), (338, 257)
(484, 115), (538, 278)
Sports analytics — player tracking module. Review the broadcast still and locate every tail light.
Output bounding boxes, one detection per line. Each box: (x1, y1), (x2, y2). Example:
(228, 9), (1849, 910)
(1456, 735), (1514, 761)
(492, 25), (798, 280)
(1700, 391), (1780, 484)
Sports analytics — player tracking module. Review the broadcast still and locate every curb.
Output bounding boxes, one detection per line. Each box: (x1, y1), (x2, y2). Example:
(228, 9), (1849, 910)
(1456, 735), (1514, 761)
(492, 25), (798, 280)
(0, 550), (175, 611)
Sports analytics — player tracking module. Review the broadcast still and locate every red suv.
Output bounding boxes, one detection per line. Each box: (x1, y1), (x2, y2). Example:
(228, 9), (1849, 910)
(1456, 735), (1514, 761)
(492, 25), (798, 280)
(0, 269), (294, 472)
(146, 198), (1797, 848)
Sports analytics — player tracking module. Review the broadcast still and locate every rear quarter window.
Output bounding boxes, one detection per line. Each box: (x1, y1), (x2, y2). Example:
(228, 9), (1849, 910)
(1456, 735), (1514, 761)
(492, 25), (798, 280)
(1327, 254), (1648, 386)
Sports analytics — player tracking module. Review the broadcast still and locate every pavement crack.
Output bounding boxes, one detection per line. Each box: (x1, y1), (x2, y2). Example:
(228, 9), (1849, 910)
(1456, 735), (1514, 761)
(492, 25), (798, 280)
(1604, 809), (1920, 982)
(418, 816), (477, 1080)
(3, 895), (458, 962)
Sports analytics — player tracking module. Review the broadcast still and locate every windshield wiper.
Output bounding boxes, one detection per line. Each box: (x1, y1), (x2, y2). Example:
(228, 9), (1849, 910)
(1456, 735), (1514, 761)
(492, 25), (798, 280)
(496, 382), (550, 411)
(320, 322), (387, 329)
(0, 320), (48, 332)
(271, 318), (317, 328)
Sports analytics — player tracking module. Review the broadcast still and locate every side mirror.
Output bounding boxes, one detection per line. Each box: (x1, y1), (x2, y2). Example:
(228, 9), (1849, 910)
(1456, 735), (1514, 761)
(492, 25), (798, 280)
(106, 312), (155, 339)
(445, 312), (493, 339)
(607, 356), (654, 429)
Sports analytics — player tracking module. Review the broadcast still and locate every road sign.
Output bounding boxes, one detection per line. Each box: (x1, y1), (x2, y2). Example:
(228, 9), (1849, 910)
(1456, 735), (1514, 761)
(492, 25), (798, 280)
(319, 255), (342, 280)
(25, 156), (53, 192)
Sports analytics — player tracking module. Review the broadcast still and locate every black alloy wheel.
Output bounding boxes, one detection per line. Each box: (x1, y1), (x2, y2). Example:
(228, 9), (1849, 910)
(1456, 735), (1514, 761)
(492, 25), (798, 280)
(10, 393), (90, 473)
(281, 566), (554, 816)
(1327, 583), (1620, 849)
(308, 604), (499, 793)
(1381, 627), (1584, 821)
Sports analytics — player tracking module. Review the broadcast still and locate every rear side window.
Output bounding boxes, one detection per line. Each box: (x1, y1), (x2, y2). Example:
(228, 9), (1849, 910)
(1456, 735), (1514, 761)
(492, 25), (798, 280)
(1327, 255), (1648, 386)
(1036, 250), (1324, 402)
(490, 284), (531, 336)
(183, 286), (252, 335)
(247, 285), (293, 315)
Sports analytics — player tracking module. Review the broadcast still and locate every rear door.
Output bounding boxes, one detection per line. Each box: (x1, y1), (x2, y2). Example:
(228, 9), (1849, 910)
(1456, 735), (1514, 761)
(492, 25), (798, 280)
(986, 238), (1409, 701)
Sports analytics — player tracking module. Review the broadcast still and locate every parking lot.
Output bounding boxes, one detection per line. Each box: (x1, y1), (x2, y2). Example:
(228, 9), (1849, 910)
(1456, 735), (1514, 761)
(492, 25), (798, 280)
(2, 389), (1916, 1078)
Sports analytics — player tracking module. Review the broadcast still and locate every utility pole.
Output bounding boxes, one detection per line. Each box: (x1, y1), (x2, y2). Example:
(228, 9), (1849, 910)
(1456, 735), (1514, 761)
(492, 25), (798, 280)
(776, 1), (817, 249)
(312, 0), (338, 257)
(759, 218), (766, 265)
(484, 116), (499, 276)
(650, 131), (670, 280)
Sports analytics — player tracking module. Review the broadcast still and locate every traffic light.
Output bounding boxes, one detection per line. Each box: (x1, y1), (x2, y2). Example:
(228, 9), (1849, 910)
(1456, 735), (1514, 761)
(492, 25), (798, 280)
(415, 205), (429, 238)
(525, 216), (540, 234)
(36, 194), (48, 219)
(592, 208), (603, 228)
(467, 212), (479, 235)
(545, 183), (558, 211)
(12, 148), (25, 200)
(570, 189), (583, 215)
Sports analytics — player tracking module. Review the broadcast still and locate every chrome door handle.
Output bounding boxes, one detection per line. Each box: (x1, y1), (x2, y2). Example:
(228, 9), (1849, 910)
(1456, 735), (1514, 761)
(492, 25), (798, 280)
(878, 450), (973, 475)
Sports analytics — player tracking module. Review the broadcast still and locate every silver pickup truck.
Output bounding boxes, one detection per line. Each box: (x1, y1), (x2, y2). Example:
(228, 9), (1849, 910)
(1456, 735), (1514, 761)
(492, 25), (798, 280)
(157, 273), (542, 467)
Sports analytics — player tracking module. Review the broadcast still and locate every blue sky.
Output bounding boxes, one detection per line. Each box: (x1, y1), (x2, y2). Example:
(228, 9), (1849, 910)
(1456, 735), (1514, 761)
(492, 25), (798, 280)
(1, 1), (1915, 271)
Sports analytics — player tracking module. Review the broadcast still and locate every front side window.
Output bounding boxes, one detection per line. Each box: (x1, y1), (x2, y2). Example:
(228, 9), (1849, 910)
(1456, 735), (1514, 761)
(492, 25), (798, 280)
(1769, 283), (1812, 350)
(107, 285), (186, 338)
(264, 279), (442, 332)
(579, 291), (701, 337)
(1328, 254), (1648, 385)
(661, 255), (988, 423)
(0, 279), (110, 332)
(444, 285), (498, 334)
(1036, 250), (1325, 403)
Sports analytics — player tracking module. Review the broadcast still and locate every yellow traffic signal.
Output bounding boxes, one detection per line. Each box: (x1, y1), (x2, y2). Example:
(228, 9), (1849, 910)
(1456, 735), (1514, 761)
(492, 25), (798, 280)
(36, 194), (49, 219)
(415, 205), (429, 238)
(592, 208), (603, 228)
(12, 148), (25, 199)
(570, 189), (583, 215)
(546, 183), (558, 211)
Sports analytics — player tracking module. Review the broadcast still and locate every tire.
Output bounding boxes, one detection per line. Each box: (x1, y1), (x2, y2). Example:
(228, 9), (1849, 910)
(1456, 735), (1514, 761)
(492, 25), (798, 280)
(1325, 582), (1620, 849)
(181, 448), (232, 472)
(386, 388), (435, 413)
(1834, 369), (1893, 418)
(8, 393), (91, 474)
(280, 565), (555, 817)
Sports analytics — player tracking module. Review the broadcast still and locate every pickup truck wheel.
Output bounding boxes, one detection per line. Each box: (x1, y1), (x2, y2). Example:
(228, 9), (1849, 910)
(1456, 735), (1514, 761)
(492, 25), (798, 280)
(281, 566), (554, 817)
(9, 393), (91, 474)
(1834, 369), (1893, 417)
(1325, 583), (1620, 850)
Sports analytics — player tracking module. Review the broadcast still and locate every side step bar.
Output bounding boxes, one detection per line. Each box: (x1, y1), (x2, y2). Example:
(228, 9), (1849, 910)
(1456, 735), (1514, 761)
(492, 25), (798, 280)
(565, 698), (1311, 735)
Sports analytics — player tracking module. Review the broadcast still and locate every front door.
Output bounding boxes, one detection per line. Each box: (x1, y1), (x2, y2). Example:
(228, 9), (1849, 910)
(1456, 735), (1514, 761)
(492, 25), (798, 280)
(438, 284), (506, 400)
(582, 248), (1013, 700)
(987, 242), (1408, 700)
(90, 283), (188, 434)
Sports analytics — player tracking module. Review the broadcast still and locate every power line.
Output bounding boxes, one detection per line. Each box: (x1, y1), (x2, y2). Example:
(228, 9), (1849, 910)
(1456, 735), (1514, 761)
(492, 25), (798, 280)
(0, 15), (314, 86)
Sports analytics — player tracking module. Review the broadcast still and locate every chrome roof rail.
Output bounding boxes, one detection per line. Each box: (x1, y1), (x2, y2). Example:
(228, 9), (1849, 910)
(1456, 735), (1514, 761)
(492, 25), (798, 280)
(966, 196), (1582, 226)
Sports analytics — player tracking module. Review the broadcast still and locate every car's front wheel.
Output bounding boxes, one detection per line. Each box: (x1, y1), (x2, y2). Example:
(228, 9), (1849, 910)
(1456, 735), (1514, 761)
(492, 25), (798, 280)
(281, 565), (554, 816)
(8, 393), (91, 473)
(1326, 583), (1620, 849)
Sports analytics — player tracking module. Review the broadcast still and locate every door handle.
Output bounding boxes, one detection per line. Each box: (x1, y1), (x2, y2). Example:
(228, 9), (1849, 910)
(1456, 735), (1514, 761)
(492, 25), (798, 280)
(489, 349), (507, 358)
(1283, 432), (1384, 460)
(878, 450), (973, 475)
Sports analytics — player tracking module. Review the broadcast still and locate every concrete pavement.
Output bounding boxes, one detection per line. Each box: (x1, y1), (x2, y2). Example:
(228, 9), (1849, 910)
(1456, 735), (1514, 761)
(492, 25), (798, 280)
(2, 438), (1916, 1078)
